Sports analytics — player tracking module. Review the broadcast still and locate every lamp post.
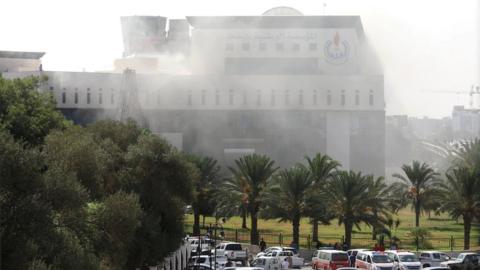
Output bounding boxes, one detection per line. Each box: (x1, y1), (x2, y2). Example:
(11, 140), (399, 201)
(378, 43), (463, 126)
(213, 219), (225, 270)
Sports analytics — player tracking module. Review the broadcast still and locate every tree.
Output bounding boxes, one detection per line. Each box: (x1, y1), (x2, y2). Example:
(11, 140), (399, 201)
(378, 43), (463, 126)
(392, 161), (440, 227)
(189, 155), (221, 235)
(366, 175), (393, 242)
(122, 134), (197, 268)
(323, 171), (389, 248)
(302, 153), (339, 242)
(263, 166), (313, 247)
(228, 154), (278, 244)
(439, 167), (480, 250)
(215, 175), (249, 229)
(44, 126), (109, 200)
(0, 75), (69, 145)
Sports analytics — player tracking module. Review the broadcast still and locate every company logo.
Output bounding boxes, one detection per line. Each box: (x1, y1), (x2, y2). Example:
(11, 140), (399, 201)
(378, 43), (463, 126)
(324, 32), (350, 65)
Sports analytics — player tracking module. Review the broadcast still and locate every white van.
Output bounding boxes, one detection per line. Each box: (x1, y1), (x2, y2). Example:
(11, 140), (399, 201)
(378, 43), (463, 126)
(356, 251), (395, 270)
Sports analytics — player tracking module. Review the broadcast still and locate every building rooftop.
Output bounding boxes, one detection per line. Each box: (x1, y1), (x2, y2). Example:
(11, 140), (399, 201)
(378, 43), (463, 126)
(186, 16), (364, 36)
(0, 50), (45, 59)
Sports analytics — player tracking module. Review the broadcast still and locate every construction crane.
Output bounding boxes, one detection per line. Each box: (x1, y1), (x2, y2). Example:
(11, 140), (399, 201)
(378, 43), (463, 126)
(420, 85), (480, 108)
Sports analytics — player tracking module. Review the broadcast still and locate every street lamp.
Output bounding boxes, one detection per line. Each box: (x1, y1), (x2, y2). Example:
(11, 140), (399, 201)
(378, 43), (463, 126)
(212, 219), (225, 270)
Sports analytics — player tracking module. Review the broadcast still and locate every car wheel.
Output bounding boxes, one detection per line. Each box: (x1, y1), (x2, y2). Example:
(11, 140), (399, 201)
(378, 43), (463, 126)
(423, 265), (430, 268)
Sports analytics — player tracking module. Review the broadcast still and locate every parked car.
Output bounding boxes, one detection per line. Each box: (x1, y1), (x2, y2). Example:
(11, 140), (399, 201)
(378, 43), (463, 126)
(312, 250), (350, 270)
(189, 238), (212, 251)
(264, 250), (304, 268)
(422, 267), (450, 270)
(215, 242), (248, 262)
(255, 247), (283, 259)
(418, 251), (451, 268)
(385, 251), (422, 270)
(224, 267), (264, 270)
(347, 249), (369, 267)
(355, 251), (395, 270)
(440, 253), (479, 268)
(188, 255), (229, 270)
(251, 257), (282, 270)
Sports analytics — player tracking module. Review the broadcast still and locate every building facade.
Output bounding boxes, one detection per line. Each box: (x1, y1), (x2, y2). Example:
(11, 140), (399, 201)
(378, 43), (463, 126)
(3, 7), (386, 175)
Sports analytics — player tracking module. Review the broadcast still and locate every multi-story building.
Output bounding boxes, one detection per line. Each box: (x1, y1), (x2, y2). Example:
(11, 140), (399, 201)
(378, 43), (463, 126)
(2, 7), (386, 175)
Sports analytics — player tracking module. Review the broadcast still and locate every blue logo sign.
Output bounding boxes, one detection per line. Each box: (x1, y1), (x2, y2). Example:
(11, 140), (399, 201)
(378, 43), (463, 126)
(324, 32), (350, 65)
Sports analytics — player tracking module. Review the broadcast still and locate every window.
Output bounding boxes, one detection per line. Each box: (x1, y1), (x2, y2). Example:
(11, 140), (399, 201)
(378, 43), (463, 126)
(61, 92), (66, 103)
(187, 90), (192, 105)
(309, 43), (318, 51)
(201, 89), (206, 105)
(229, 89), (234, 105)
(341, 90), (346, 106)
(276, 43), (284, 51)
(313, 90), (318, 105)
(259, 43), (267, 51)
(87, 93), (91, 104)
(285, 90), (290, 105)
(98, 93), (103, 104)
(355, 90), (360, 106)
(271, 90), (276, 106)
(242, 43), (250, 51)
(215, 90), (220, 105)
(299, 90), (303, 105)
(369, 90), (374, 106)
(292, 43), (300, 51)
(74, 92), (78, 104)
(225, 43), (234, 51)
(327, 91), (332, 105)
(256, 90), (261, 106)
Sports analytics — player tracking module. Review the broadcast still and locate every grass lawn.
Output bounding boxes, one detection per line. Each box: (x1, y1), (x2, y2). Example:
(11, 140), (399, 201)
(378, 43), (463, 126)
(184, 209), (480, 250)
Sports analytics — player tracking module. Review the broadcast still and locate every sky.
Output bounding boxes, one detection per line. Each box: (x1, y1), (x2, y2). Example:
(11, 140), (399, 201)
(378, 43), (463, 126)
(0, 0), (478, 118)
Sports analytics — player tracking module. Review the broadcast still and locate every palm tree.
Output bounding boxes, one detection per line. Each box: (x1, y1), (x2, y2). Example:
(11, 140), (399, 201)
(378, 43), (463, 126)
(189, 155), (221, 235)
(215, 175), (249, 228)
(323, 171), (388, 248)
(228, 154), (278, 244)
(366, 175), (393, 241)
(439, 167), (480, 250)
(302, 153), (339, 242)
(392, 161), (440, 227)
(263, 166), (313, 247)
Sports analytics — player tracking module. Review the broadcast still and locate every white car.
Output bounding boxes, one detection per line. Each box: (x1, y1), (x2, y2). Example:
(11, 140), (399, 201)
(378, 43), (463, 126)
(189, 238), (212, 251)
(251, 257), (282, 270)
(264, 250), (304, 268)
(385, 251), (422, 270)
(188, 255), (228, 270)
(215, 242), (248, 262)
(418, 251), (451, 268)
(255, 247), (283, 259)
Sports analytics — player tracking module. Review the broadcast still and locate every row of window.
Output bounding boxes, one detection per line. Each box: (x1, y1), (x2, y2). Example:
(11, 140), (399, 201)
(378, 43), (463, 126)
(188, 89), (375, 107)
(57, 89), (375, 107)
(225, 42), (319, 52)
(60, 92), (115, 105)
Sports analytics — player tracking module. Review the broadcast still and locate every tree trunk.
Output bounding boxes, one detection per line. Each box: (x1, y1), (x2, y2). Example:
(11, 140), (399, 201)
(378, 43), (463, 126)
(312, 218), (319, 242)
(372, 210), (378, 241)
(344, 220), (353, 248)
(293, 217), (300, 248)
(463, 215), (472, 250)
(193, 211), (200, 236)
(251, 212), (259, 245)
(242, 208), (247, 229)
(415, 201), (421, 227)
(202, 215), (206, 228)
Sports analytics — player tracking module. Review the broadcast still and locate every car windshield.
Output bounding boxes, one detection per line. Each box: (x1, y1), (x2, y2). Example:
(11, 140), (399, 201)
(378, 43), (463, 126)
(457, 254), (465, 261)
(372, 255), (392, 263)
(399, 255), (419, 262)
(332, 253), (349, 261)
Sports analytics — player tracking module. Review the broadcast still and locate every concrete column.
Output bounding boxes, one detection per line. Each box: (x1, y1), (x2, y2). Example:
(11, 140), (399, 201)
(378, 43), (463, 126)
(326, 112), (350, 170)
